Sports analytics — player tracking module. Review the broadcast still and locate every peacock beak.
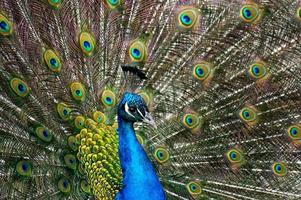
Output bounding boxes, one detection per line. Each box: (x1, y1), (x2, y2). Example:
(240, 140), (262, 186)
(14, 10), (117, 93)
(142, 111), (157, 129)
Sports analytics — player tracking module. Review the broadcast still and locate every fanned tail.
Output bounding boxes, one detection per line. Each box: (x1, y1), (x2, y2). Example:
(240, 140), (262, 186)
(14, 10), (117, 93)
(0, 0), (301, 199)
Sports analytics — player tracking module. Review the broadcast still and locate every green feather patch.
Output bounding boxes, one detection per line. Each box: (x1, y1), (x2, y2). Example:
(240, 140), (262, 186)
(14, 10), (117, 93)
(16, 160), (32, 177)
(288, 124), (301, 140)
(177, 8), (199, 29)
(79, 32), (96, 57)
(240, 3), (263, 24)
(297, 7), (301, 20)
(35, 127), (53, 142)
(0, 13), (13, 36)
(70, 82), (86, 102)
(129, 39), (148, 63)
(48, 0), (63, 9)
(10, 78), (31, 97)
(93, 111), (106, 124)
(43, 49), (62, 73)
(248, 61), (268, 79)
(64, 154), (77, 170)
(68, 135), (78, 151)
(272, 162), (287, 177)
(56, 103), (71, 121)
(239, 106), (258, 124)
(58, 177), (72, 193)
(186, 181), (202, 197)
(154, 147), (170, 164)
(105, 0), (122, 9)
(101, 89), (117, 108)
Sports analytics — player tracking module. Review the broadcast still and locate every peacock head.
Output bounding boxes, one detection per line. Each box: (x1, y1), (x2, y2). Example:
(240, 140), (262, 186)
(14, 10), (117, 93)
(118, 92), (156, 127)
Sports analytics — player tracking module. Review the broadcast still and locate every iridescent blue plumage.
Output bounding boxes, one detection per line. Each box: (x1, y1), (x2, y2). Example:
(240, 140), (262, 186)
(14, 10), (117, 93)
(116, 93), (166, 200)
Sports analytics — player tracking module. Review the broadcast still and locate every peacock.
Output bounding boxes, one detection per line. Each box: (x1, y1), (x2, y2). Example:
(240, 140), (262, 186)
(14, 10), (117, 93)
(0, 0), (301, 199)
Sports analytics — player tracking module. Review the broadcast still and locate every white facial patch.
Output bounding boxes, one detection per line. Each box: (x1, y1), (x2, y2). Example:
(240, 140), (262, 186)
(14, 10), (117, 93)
(125, 102), (136, 119)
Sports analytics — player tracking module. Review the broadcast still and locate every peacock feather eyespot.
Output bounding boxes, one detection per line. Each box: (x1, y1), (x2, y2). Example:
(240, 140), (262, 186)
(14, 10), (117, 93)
(182, 113), (202, 131)
(287, 124), (301, 140)
(177, 8), (199, 29)
(101, 89), (116, 108)
(93, 111), (106, 124)
(80, 179), (91, 194)
(193, 62), (212, 81)
(16, 160), (32, 177)
(227, 148), (243, 163)
(74, 115), (85, 129)
(70, 82), (86, 102)
(106, 0), (121, 9)
(248, 61), (267, 79)
(48, 0), (63, 9)
(129, 40), (147, 63)
(64, 154), (77, 170)
(58, 177), (71, 193)
(79, 32), (96, 57)
(68, 135), (78, 151)
(239, 106), (257, 123)
(43, 49), (62, 73)
(35, 127), (53, 142)
(154, 147), (170, 164)
(240, 4), (262, 23)
(57, 102), (71, 121)
(272, 162), (287, 177)
(0, 13), (13, 36)
(10, 78), (31, 97)
(186, 181), (202, 196)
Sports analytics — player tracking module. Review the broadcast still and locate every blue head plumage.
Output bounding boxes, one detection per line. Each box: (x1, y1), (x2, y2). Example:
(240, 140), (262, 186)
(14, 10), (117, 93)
(116, 92), (165, 200)
(118, 92), (155, 127)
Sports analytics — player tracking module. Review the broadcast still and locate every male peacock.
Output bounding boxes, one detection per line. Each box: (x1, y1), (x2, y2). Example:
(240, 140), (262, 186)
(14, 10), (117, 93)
(0, 0), (301, 199)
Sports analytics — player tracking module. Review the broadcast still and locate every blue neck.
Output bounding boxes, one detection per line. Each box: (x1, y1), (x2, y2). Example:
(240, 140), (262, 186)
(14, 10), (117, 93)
(116, 116), (166, 200)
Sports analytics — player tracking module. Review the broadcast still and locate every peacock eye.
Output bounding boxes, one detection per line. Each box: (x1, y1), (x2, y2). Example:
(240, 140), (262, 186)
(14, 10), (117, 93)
(287, 125), (301, 140)
(35, 127), (53, 142)
(101, 89), (116, 108)
(10, 78), (31, 97)
(177, 8), (199, 29)
(56, 102), (71, 121)
(227, 149), (243, 163)
(43, 49), (62, 73)
(64, 154), (77, 170)
(79, 32), (96, 57)
(272, 162), (287, 177)
(154, 147), (170, 164)
(129, 39), (147, 63)
(186, 181), (202, 196)
(193, 62), (212, 81)
(0, 13), (13, 36)
(239, 107), (257, 123)
(70, 82), (86, 102)
(16, 160), (32, 177)
(129, 107), (136, 113)
(58, 177), (72, 193)
(248, 62), (267, 79)
(240, 4), (260, 23)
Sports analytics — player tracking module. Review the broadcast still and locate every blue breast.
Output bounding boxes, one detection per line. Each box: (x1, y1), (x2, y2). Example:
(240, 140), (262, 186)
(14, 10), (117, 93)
(116, 118), (166, 200)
